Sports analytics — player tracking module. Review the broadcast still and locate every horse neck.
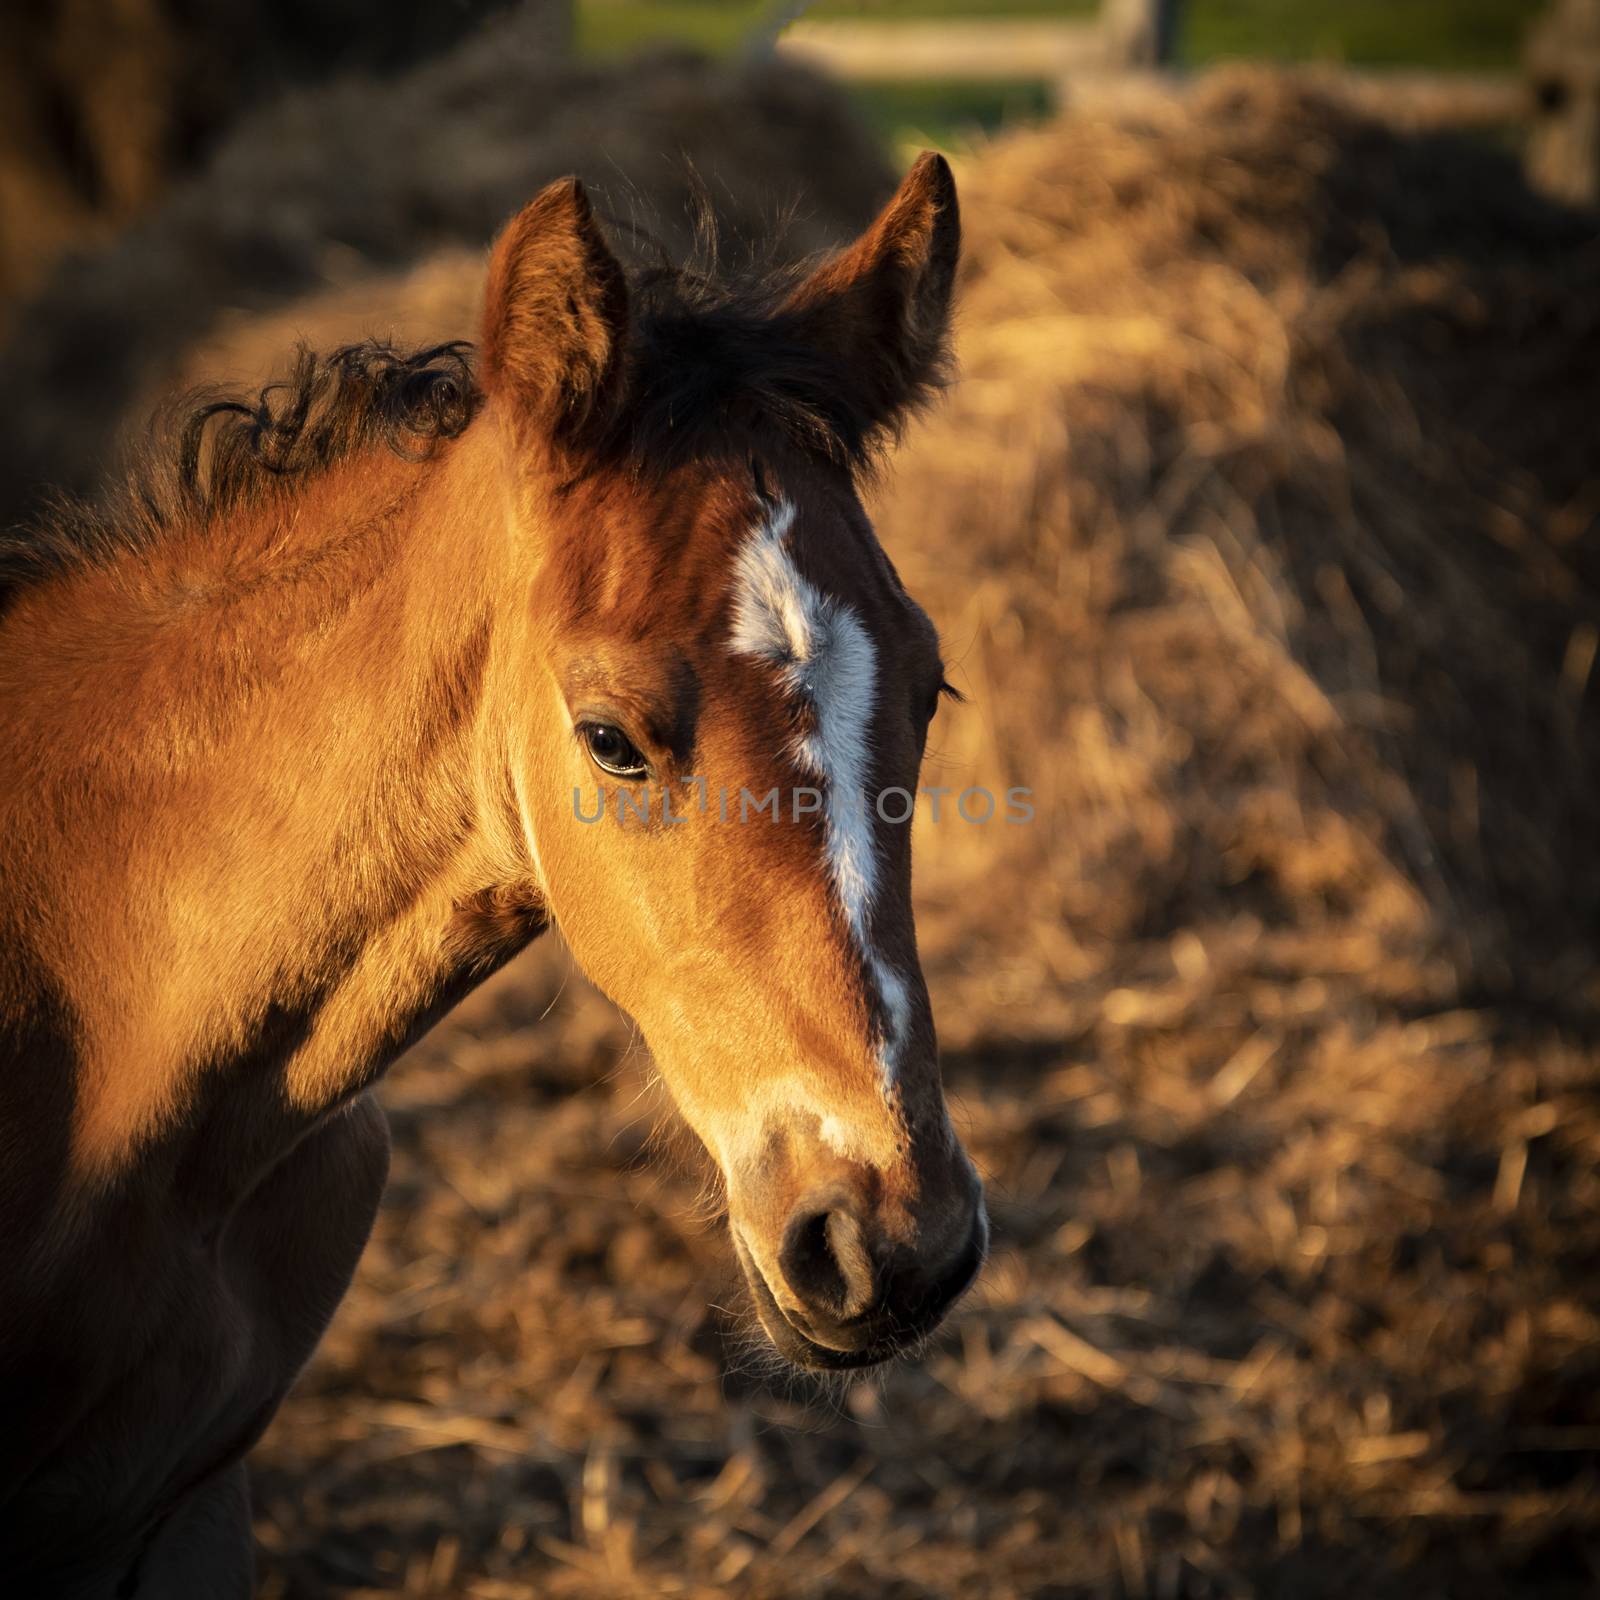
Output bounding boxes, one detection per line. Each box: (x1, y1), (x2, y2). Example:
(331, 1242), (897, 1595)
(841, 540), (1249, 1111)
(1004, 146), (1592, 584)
(1, 426), (536, 1199)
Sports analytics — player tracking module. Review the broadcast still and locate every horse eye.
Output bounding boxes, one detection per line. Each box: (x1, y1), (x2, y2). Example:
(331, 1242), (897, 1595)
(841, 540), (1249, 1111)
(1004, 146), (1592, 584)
(926, 676), (962, 724)
(580, 722), (648, 779)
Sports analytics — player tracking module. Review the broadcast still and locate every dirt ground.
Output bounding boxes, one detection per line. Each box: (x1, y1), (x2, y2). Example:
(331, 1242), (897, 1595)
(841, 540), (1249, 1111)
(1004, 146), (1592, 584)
(232, 72), (1600, 1600)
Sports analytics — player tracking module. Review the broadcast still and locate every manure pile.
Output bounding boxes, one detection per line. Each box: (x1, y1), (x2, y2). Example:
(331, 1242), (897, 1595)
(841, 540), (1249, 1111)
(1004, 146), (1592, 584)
(248, 72), (1600, 1599)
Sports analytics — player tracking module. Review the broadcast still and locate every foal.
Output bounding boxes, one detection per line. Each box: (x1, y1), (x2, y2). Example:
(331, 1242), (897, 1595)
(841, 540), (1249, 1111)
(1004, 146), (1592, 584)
(0, 155), (984, 1596)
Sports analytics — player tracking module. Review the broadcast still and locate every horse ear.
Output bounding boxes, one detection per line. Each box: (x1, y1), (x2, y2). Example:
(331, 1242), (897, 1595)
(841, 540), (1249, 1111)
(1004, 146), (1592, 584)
(781, 151), (959, 439)
(479, 178), (629, 430)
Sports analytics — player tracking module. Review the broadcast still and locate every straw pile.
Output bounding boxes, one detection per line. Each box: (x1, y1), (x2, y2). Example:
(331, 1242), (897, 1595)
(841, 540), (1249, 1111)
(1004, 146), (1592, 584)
(0, 0), (531, 320)
(244, 71), (1600, 1597)
(0, 12), (891, 535)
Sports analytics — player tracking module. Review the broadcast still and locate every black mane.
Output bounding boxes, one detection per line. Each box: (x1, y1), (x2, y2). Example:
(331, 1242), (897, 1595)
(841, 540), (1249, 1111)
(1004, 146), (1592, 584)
(0, 341), (479, 605)
(597, 255), (938, 477)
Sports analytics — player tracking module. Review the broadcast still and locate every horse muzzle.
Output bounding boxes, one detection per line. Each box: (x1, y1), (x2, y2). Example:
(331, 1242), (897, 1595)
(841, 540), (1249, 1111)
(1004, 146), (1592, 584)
(732, 1172), (988, 1371)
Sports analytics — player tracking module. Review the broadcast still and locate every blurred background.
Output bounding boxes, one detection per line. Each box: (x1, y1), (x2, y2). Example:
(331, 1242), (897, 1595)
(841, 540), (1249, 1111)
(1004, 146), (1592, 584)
(4, 1), (1598, 1595)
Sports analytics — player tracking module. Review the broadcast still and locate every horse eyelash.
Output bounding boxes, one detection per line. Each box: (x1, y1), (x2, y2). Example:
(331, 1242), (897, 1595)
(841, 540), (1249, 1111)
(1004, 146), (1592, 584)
(938, 677), (964, 704)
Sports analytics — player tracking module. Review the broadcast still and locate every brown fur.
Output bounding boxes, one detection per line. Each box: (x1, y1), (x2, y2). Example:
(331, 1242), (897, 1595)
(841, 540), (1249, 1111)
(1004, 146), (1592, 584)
(0, 159), (979, 1594)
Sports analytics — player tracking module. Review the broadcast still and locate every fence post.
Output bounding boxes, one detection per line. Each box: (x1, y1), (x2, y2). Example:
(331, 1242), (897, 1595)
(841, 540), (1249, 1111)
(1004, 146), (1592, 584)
(1525, 0), (1600, 206)
(1100, 0), (1181, 68)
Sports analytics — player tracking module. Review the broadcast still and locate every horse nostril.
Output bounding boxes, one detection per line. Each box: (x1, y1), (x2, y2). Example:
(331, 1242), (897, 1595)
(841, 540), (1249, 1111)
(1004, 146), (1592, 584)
(778, 1206), (875, 1324)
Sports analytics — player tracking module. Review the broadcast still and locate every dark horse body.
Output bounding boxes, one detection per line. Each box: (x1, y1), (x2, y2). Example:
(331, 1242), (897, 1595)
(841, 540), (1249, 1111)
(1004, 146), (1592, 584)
(1, 158), (984, 1595)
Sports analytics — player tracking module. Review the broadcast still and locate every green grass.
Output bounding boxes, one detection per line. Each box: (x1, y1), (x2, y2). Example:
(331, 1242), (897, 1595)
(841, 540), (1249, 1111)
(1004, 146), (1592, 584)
(575, 3), (1092, 59)
(810, 0), (1096, 14)
(577, 2), (751, 58)
(577, 0), (1533, 67)
(576, 0), (1095, 55)
(572, 1), (1086, 147)
(575, 1), (1535, 148)
(851, 79), (1057, 146)
(1184, 0), (1532, 71)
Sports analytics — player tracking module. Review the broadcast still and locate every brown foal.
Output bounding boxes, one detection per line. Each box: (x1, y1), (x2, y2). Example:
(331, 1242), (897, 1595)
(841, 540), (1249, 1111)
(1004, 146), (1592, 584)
(0, 154), (984, 1596)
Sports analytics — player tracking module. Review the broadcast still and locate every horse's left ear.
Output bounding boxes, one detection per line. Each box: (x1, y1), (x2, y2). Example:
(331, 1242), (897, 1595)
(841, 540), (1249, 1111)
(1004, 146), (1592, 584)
(479, 177), (629, 433)
(781, 151), (959, 439)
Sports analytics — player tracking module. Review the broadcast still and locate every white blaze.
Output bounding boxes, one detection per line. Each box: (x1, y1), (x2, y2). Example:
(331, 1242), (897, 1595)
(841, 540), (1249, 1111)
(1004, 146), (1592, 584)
(729, 500), (911, 1082)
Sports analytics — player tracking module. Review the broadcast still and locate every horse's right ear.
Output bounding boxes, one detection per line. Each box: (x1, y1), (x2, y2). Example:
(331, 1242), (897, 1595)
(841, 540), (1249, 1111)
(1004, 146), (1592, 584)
(479, 179), (629, 431)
